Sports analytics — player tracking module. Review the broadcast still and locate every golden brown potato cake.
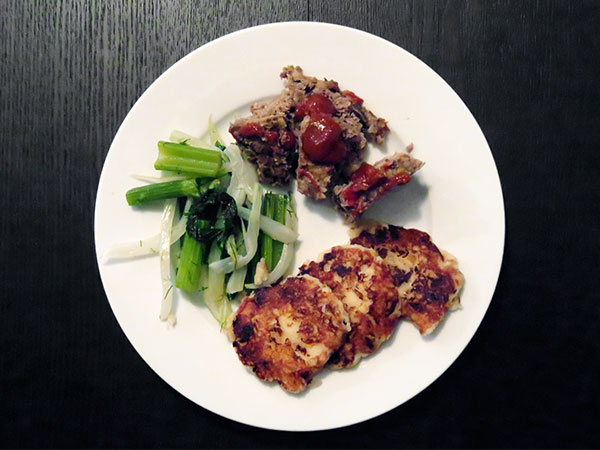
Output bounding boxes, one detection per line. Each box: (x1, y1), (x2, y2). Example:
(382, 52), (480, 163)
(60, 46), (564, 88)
(229, 275), (350, 393)
(351, 224), (465, 335)
(299, 245), (401, 369)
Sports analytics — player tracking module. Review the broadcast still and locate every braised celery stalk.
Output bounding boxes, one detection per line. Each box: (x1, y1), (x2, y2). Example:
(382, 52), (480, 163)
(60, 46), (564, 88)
(125, 177), (227, 206)
(126, 179), (199, 206)
(245, 194), (295, 289)
(175, 222), (210, 292)
(259, 193), (289, 271)
(271, 194), (288, 266)
(154, 141), (223, 177)
(260, 194), (276, 270)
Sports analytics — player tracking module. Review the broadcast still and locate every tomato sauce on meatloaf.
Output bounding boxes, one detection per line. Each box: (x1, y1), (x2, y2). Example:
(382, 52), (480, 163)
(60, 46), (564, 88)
(229, 66), (423, 221)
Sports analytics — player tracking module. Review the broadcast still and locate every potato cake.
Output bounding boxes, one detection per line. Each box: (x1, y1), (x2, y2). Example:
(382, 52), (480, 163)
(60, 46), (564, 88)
(351, 224), (465, 335)
(299, 245), (401, 369)
(228, 275), (350, 393)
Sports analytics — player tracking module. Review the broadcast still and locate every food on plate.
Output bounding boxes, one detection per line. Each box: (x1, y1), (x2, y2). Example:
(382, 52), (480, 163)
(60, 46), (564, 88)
(228, 275), (351, 393)
(228, 224), (464, 392)
(350, 223), (465, 335)
(107, 125), (299, 326)
(229, 66), (423, 220)
(333, 154), (424, 221)
(109, 68), (466, 395)
(298, 245), (402, 369)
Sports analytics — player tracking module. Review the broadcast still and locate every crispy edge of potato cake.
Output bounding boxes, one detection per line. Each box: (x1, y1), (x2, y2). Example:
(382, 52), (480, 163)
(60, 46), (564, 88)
(299, 244), (402, 369)
(350, 223), (465, 335)
(227, 275), (351, 393)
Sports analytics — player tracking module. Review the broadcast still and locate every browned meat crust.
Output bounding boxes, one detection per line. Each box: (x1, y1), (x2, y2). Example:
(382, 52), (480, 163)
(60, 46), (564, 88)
(296, 156), (333, 200)
(229, 66), (390, 196)
(299, 245), (401, 368)
(333, 153), (424, 220)
(230, 276), (350, 393)
(350, 224), (464, 335)
(228, 117), (297, 186)
(282, 65), (389, 148)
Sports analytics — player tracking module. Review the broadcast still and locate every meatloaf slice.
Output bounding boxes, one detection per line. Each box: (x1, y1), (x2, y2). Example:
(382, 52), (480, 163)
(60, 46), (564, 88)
(333, 153), (424, 221)
(281, 65), (389, 150)
(228, 121), (297, 187)
(229, 66), (389, 192)
(284, 65), (387, 200)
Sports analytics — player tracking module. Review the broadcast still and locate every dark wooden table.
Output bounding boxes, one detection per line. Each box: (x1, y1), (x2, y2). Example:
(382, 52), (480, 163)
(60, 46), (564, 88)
(2, 1), (599, 448)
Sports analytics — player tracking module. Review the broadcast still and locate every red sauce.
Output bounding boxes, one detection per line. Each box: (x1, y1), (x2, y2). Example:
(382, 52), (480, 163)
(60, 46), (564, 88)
(295, 93), (337, 119)
(301, 115), (347, 164)
(236, 122), (264, 138)
(280, 130), (297, 150)
(264, 131), (279, 144)
(341, 163), (412, 210)
(342, 90), (364, 105)
(297, 168), (321, 192)
(339, 163), (381, 204)
(384, 171), (411, 188)
(350, 163), (386, 189)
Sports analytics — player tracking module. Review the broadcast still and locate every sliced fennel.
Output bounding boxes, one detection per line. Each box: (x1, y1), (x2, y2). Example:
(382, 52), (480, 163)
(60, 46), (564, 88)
(129, 173), (192, 183)
(245, 243), (294, 289)
(225, 144), (258, 207)
(104, 198), (191, 260)
(204, 240), (231, 325)
(159, 199), (177, 321)
(225, 232), (249, 294)
(207, 116), (223, 147)
(237, 206), (298, 244)
(226, 266), (248, 294)
(246, 200), (297, 289)
(169, 129), (220, 151)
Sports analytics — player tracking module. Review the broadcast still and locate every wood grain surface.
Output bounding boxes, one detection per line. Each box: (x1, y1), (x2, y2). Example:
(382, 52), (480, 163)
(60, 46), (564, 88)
(1, 0), (599, 447)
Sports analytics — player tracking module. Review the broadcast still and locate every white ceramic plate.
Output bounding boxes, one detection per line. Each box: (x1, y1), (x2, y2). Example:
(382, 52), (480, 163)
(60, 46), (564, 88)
(95, 22), (504, 431)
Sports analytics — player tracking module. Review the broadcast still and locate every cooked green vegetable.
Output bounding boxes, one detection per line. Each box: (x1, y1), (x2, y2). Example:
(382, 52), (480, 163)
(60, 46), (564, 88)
(245, 196), (297, 289)
(110, 127), (300, 327)
(125, 177), (225, 207)
(186, 190), (240, 245)
(126, 178), (199, 206)
(154, 141), (223, 177)
(272, 194), (288, 267)
(209, 184), (263, 274)
(175, 223), (209, 292)
(257, 193), (288, 270)
(204, 240), (230, 325)
(237, 205), (298, 243)
(260, 194), (276, 271)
